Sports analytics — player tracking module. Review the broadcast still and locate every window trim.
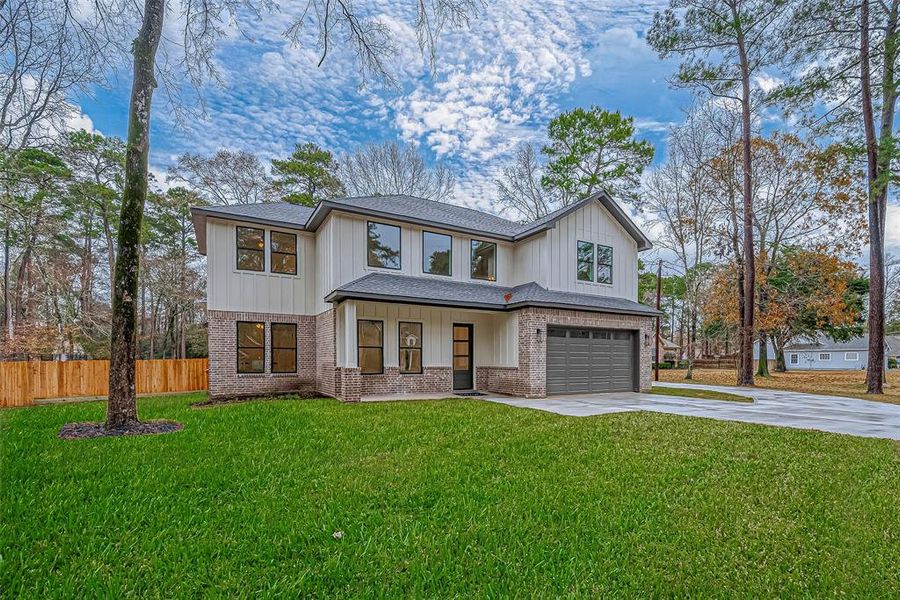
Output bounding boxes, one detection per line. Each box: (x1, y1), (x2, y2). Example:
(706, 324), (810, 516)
(844, 351), (859, 361)
(596, 244), (613, 285)
(576, 240), (595, 282)
(357, 319), (384, 375)
(470, 239), (498, 281)
(236, 320), (265, 374)
(789, 353), (799, 365)
(236, 226), (265, 272)
(270, 322), (298, 374)
(422, 231), (453, 277)
(366, 220), (402, 270)
(269, 230), (298, 276)
(398, 321), (424, 374)
(819, 352), (831, 361)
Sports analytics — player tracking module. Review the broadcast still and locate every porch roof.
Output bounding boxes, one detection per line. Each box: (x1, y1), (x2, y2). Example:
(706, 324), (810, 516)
(325, 273), (662, 317)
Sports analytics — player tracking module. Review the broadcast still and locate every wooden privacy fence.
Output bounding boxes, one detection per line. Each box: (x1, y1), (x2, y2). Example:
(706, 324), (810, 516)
(0, 358), (208, 408)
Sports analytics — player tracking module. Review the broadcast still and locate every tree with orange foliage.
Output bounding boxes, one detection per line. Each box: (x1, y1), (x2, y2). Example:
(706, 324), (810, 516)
(711, 133), (866, 375)
(703, 248), (867, 371)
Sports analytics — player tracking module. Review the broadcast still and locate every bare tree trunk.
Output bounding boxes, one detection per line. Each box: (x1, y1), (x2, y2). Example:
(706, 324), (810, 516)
(774, 336), (786, 372)
(106, 0), (165, 428)
(757, 332), (770, 377)
(2, 226), (10, 342)
(861, 0), (897, 393)
(736, 28), (755, 387)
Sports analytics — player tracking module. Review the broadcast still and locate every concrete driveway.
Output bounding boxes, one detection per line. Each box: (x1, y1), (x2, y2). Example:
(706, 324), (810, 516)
(483, 382), (900, 441)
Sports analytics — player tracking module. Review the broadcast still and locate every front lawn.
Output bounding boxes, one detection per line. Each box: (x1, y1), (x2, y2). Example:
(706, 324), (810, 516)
(658, 368), (900, 405)
(2, 394), (899, 596)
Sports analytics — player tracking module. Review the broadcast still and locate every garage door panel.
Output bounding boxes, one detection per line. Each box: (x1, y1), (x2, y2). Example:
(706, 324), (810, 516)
(546, 327), (635, 394)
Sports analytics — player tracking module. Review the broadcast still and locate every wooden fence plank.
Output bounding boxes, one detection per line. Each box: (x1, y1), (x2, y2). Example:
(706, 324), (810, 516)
(0, 358), (208, 408)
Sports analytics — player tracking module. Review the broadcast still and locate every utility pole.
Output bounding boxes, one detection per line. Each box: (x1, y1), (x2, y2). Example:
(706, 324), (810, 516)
(655, 259), (662, 382)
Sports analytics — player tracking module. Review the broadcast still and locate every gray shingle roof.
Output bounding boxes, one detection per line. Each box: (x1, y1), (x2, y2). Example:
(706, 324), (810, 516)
(194, 202), (314, 228)
(325, 272), (661, 316)
(319, 195), (524, 236)
(785, 333), (873, 352)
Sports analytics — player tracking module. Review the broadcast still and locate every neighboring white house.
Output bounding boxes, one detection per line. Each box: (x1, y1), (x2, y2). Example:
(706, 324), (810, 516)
(191, 192), (660, 401)
(782, 334), (891, 371)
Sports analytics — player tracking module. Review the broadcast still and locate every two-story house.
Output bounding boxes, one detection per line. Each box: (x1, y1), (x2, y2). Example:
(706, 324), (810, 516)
(191, 192), (659, 401)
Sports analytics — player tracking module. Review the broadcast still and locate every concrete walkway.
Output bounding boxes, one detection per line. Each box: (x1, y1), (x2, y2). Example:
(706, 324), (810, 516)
(483, 382), (900, 441)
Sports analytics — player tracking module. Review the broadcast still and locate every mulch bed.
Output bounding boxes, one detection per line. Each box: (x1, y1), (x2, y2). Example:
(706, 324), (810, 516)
(59, 420), (183, 440)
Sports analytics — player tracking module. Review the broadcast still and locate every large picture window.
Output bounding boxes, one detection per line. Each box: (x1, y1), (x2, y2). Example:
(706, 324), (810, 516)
(237, 321), (265, 373)
(271, 323), (297, 373)
(399, 322), (423, 374)
(358, 320), (384, 374)
(367, 221), (401, 269)
(470, 239), (497, 281)
(576, 241), (594, 282)
(270, 231), (297, 275)
(597, 245), (613, 284)
(422, 231), (452, 276)
(236, 226), (265, 271)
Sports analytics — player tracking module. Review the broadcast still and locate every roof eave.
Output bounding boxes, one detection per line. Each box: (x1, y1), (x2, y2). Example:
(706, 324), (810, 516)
(326, 289), (662, 317)
(307, 201), (517, 241)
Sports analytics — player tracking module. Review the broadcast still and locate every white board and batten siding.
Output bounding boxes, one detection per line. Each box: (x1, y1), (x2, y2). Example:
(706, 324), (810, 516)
(541, 201), (639, 301)
(314, 212), (514, 313)
(206, 218), (316, 315)
(335, 300), (518, 369)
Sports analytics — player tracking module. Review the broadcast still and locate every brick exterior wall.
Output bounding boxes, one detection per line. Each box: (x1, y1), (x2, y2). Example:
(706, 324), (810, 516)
(208, 305), (654, 401)
(208, 310), (319, 399)
(477, 307), (655, 397)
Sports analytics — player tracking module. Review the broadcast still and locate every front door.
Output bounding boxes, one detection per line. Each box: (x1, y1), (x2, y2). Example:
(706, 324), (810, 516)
(452, 324), (473, 390)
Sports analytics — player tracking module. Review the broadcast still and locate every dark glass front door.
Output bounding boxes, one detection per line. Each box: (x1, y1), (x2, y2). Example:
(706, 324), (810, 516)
(453, 324), (473, 390)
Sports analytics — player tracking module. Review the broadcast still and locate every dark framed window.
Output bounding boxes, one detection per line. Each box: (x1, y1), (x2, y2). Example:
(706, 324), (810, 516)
(367, 221), (401, 269)
(358, 320), (384, 374)
(597, 244), (613, 284)
(236, 226), (265, 271)
(271, 323), (297, 373)
(576, 240), (594, 282)
(422, 231), (452, 276)
(237, 321), (265, 373)
(270, 231), (297, 275)
(470, 239), (497, 281)
(399, 322), (423, 374)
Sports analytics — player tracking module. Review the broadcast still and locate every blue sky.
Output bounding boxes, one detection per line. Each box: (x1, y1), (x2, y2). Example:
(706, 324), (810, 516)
(72, 1), (683, 206)
(68, 0), (899, 251)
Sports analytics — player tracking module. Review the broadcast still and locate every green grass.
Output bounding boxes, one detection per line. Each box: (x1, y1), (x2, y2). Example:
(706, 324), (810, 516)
(2, 394), (899, 597)
(651, 386), (753, 403)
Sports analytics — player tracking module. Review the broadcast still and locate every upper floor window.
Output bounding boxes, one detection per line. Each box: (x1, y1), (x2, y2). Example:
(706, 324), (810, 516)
(470, 240), (497, 281)
(237, 321), (265, 373)
(576, 241), (594, 282)
(597, 245), (613, 284)
(236, 226), (264, 271)
(270, 231), (297, 275)
(367, 221), (401, 270)
(423, 231), (452, 276)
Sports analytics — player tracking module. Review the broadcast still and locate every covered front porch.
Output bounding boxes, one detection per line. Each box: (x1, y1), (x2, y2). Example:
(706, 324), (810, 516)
(332, 300), (519, 402)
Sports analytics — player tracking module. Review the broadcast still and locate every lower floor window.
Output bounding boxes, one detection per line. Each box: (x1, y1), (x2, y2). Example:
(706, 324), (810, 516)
(819, 353), (831, 361)
(237, 321), (265, 373)
(399, 322), (423, 374)
(789, 353), (798, 365)
(358, 320), (384, 374)
(271, 323), (297, 373)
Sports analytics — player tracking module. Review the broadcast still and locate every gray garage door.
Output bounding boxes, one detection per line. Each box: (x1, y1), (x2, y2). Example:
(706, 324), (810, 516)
(546, 327), (635, 394)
